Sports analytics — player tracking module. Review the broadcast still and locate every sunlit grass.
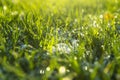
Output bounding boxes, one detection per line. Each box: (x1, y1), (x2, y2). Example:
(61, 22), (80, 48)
(0, 0), (120, 80)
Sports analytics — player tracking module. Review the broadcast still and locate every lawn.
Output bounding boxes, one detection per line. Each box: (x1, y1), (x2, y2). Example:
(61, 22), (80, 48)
(0, 0), (120, 80)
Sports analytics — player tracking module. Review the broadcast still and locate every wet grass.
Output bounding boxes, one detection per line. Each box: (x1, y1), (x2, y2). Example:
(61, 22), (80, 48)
(0, 0), (120, 80)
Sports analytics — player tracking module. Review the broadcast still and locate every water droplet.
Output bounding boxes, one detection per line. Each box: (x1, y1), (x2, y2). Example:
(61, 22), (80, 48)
(40, 70), (44, 74)
(89, 69), (93, 72)
(59, 66), (66, 74)
(84, 66), (88, 70)
(74, 57), (77, 60)
(46, 67), (50, 71)
(100, 15), (103, 19)
(3, 5), (7, 11)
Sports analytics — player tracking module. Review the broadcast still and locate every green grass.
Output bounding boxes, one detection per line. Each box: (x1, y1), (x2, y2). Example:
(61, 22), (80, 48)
(0, 0), (120, 80)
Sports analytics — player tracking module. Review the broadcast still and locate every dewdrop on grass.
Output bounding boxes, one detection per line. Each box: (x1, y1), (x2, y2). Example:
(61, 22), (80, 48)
(3, 5), (7, 11)
(59, 66), (66, 74)
(40, 70), (44, 74)
(46, 67), (50, 71)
